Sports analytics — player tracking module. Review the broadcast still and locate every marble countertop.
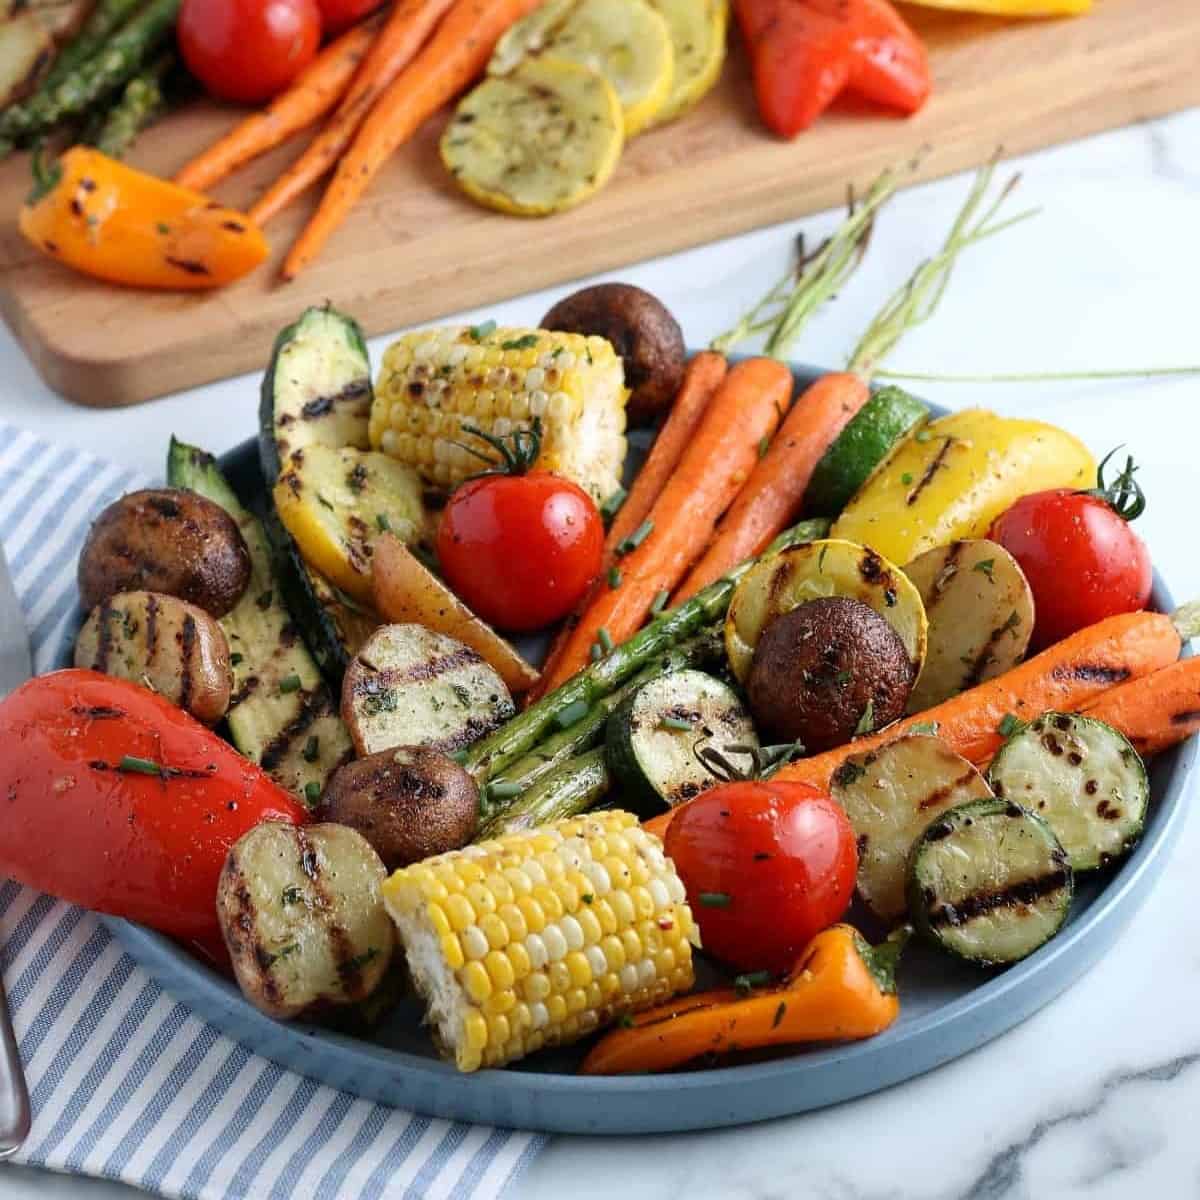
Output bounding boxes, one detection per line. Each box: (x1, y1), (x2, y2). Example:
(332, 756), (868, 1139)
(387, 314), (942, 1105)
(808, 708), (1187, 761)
(2, 107), (1198, 1200)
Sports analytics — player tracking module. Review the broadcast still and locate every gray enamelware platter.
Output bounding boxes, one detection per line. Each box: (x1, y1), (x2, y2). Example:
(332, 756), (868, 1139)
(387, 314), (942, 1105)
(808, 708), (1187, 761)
(81, 365), (1192, 1134)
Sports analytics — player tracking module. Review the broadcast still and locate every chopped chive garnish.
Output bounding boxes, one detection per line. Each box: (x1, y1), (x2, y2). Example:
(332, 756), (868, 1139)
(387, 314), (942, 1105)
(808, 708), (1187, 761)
(698, 891), (731, 908)
(910, 721), (940, 736)
(304, 781), (322, 804)
(501, 334), (539, 351)
(230, 652), (243, 666)
(600, 486), (627, 522)
(915, 429), (932, 443)
(618, 1013), (635, 1029)
(596, 627), (614, 654)
(156, 222), (170, 235)
(734, 970), (772, 994)
(256, 590), (274, 610)
(650, 590), (669, 615)
(617, 520), (653, 555)
(117, 755), (162, 777)
(449, 749), (469, 764)
(488, 780), (523, 801)
(974, 558), (995, 580)
(376, 513), (392, 532)
(758, 436), (771, 459)
(854, 699), (875, 736)
(554, 699), (590, 729)
(998, 713), (1026, 738)
(469, 319), (497, 340)
(659, 716), (693, 732)
(302, 736), (320, 763)
(279, 674), (302, 694)
(607, 567), (622, 589)
(901, 472), (914, 485)
(581, 893), (594, 904)
(590, 643), (602, 662)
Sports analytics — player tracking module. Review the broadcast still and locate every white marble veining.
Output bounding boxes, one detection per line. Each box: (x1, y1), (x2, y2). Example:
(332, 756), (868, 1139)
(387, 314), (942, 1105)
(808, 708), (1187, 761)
(1, 107), (1199, 1200)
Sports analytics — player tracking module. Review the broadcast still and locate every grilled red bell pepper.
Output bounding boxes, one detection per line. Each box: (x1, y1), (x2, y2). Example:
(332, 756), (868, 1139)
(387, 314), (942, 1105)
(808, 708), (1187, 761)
(735, 0), (932, 138)
(0, 670), (308, 945)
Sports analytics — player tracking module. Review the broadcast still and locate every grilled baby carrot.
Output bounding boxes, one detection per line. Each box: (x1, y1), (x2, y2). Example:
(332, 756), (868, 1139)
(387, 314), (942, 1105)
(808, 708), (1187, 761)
(536, 358), (790, 695)
(580, 925), (904, 1075)
(1082, 654), (1200, 758)
(250, 0), (457, 226)
(174, 16), (384, 193)
(282, 0), (542, 278)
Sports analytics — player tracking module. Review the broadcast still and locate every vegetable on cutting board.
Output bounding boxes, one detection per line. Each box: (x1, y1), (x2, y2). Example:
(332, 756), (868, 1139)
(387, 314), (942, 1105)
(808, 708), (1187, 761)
(371, 324), (628, 506)
(177, 0), (321, 105)
(0, 3), (92, 114)
(440, 57), (624, 217)
(280, 0), (545, 279)
(250, 0), (459, 226)
(831, 409), (1098, 567)
(986, 712), (1149, 871)
(85, 51), (174, 160)
(435, 423), (605, 633)
(0, 670), (308, 946)
(175, 16), (385, 193)
(341, 623), (515, 757)
(167, 438), (355, 799)
(665, 780), (857, 973)
(831, 733), (993, 922)
(646, 0), (728, 127)
(371, 533), (540, 695)
(537, 356), (791, 695)
(580, 924), (905, 1075)
(903, 539), (1035, 713)
(989, 450), (1152, 651)
(381, 810), (695, 1072)
(20, 148), (269, 290)
(735, 0), (931, 138)
(606, 669), (758, 810)
(724, 538), (927, 685)
(74, 591), (234, 726)
(907, 797), (1073, 966)
(217, 821), (394, 1019)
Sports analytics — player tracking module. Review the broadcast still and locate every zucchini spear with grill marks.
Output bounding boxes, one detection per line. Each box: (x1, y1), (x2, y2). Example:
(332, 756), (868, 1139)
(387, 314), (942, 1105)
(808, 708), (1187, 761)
(167, 437), (354, 802)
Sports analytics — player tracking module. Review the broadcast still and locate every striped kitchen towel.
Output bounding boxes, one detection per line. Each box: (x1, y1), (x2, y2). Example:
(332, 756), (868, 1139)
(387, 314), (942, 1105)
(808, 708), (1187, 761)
(0, 424), (546, 1199)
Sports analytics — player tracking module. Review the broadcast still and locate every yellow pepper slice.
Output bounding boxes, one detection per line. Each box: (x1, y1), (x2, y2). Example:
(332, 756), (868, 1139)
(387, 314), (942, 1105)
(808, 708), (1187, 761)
(900, 0), (1090, 14)
(831, 409), (1096, 565)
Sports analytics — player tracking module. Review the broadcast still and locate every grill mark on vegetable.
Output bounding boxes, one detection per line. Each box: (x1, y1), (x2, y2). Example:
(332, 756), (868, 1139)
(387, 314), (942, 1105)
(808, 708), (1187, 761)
(300, 378), (370, 421)
(925, 542), (964, 610)
(1051, 663), (1130, 685)
(230, 675), (260, 707)
(857, 549), (892, 590)
(95, 601), (117, 671)
(165, 256), (211, 277)
(906, 437), (955, 506)
(69, 705), (125, 720)
(963, 616), (1017, 688)
(259, 691), (330, 771)
(927, 869), (1070, 928)
(1171, 709), (1200, 726)
(144, 594), (159, 659)
(294, 827), (362, 995)
(918, 768), (981, 810)
(178, 614), (197, 713)
(352, 648), (482, 689)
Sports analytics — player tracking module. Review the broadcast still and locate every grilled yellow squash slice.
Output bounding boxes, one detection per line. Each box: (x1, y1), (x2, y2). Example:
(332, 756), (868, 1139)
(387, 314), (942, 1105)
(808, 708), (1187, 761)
(442, 57), (623, 217)
(647, 0), (728, 125)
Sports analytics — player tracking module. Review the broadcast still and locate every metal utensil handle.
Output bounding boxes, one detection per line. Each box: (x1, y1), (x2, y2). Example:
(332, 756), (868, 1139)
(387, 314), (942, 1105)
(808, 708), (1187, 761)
(0, 975), (29, 1157)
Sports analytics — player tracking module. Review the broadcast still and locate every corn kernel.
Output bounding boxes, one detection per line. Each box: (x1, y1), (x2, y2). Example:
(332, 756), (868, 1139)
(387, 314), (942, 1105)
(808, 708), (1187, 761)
(462, 926), (489, 961)
(426, 902), (451, 938)
(507, 941), (531, 979)
(546, 994), (567, 1024)
(530, 1001), (549, 1030)
(599, 971), (622, 1000)
(523, 973), (550, 1002)
(462, 961), (492, 1004)
(559, 915), (584, 952)
(542, 924), (568, 963)
(620, 929), (642, 962)
(601, 935), (625, 972)
(444, 894), (475, 932)
(566, 987), (588, 1015)
(611, 891), (636, 927)
(464, 1009), (488, 1051)
(585, 980), (603, 1010)
(533, 885), (563, 922)
(479, 913), (509, 950)
(592, 897), (618, 935)
(487, 1013), (511, 1047)
(548, 960), (571, 995)
(484, 991), (516, 1016)
(484, 951), (515, 991)
(517, 896), (546, 935)
(497, 903), (528, 942)
(525, 933), (548, 969)
(484, 874), (513, 906)
(465, 882), (497, 916)
(577, 908), (601, 944)
(619, 964), (640, 993)
(553, 877), (579, 911)
(655, 947), (676, 977)
(565, 951), (592, 988)
(511, 1002), (532, 1033)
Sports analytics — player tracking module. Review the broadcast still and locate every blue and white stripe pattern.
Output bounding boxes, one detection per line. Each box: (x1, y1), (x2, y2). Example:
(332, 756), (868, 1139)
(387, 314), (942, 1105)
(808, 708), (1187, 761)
(0, 424), (545, 1199)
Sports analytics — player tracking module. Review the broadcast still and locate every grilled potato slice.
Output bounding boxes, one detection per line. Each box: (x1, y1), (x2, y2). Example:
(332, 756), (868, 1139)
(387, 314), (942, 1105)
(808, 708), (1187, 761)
(904, 539), (1034, 712)
(75, 591), (233, 726)
(0, 14), (52, 109)
(272, 444), (427, 606)
(725, 538), (927, 685)
(342, 624), (515, 757)
(217, 822), (394, 1020)
(647, 0), (728, 125)
(831, 734), (993, 923)
(442, 57), (623, 217)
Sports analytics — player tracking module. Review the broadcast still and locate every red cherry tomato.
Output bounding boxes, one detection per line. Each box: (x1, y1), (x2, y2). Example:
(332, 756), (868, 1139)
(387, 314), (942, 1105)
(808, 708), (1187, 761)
(317, 0), (380, 33)
(665, 780), (857, 974)
(990, 472), (1152, 650)
(437, 470), (604, 632)
(178, 0), (322, 105)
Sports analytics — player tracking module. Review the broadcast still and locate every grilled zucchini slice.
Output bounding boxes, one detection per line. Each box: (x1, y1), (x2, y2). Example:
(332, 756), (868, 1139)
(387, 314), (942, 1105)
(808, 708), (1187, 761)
(606, 669), (757, 810)
(725, 538), (927, 685)
(986, 712), (1148, 872)
(442, 57), (623, 217)
(273, 444), (426, 606)
(342, 624), (515, 757)
(647, 0), (728, 125)
(832, 734), (993, 923)
(903, 539), (1034, 712)
(167, 438), (354, 801)
(908, 798), (1073, 966)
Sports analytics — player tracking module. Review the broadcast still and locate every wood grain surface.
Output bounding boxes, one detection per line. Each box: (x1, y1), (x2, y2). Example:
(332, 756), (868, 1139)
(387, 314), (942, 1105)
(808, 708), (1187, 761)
(0, 0), (1195, 408)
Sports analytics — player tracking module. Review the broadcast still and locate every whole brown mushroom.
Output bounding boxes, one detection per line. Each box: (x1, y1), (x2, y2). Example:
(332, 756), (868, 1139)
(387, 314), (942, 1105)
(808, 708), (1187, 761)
(747, 597), (914, 755)
(542, 283), (686, 427)
(319, 746), (480, 871)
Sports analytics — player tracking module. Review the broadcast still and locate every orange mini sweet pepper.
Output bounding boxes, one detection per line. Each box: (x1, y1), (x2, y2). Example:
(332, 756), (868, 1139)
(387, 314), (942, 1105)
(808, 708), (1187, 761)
(581, 924), (907, 1075)
(19, 146), (269, 290)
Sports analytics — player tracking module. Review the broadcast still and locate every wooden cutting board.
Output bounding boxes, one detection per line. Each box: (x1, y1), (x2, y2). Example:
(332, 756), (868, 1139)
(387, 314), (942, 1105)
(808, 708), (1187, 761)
(0, 0), (1195, 408)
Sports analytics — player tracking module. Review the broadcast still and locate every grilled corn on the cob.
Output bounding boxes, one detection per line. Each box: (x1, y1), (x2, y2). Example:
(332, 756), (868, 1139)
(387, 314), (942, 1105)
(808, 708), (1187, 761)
(383, 810), (695, 1071)
(371, 325), (628, 504)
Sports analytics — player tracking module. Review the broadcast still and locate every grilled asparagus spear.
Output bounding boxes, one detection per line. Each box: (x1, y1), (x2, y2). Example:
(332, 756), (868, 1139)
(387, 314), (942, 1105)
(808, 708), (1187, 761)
(88, 49), (172, 157)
